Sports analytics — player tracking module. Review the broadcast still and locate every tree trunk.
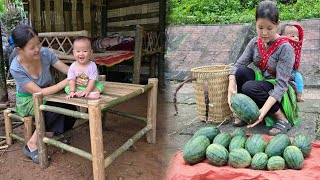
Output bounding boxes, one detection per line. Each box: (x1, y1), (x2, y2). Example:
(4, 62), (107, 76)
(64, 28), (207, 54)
(0, 28), (9, 103)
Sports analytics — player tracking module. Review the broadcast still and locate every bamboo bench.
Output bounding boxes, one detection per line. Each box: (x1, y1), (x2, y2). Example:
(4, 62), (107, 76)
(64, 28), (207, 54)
(4, 78), (158, 180)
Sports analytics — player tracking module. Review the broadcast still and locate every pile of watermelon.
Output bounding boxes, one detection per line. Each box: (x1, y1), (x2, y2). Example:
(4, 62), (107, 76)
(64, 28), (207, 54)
(183, 127), (312, 171)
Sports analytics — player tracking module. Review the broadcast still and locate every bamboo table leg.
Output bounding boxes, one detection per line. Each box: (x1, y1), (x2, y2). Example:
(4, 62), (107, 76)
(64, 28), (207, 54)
(4, 109), (12, 145)
(88, 100), (105, 180)
(147, 78), (158, 143)
(33, 92), (49, 168)
(24, 116), (34, 142)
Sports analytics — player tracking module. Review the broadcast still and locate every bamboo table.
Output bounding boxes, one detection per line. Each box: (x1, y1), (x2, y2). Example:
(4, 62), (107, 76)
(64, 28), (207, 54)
(11, 79), (157, 180)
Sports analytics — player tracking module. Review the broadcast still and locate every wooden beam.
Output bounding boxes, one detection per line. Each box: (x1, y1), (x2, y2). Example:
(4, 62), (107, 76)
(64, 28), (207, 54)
(133, 25), (143, 84)
(146, 78), (158, 143)
(88, 100), (105, 180)
(4, 109), (12, 145)
(23, 116), (33, 143)
(45, 0), (51, 32)
(39, 104), (89, 119)
(33, 92), (49, 168)
(158, 0), (166, 88)
(83, 0), (91, 36)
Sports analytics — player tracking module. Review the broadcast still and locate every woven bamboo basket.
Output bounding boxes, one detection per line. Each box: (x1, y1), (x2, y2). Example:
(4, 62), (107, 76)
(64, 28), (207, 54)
(191, 65), (233, 124)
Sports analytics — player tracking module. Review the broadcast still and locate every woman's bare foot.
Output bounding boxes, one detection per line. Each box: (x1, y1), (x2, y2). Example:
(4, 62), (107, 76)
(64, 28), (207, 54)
(296, 93), (304, 102)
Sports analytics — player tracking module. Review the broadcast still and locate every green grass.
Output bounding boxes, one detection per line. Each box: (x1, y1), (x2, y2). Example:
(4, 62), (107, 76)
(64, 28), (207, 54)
(168, 0), (320, 25)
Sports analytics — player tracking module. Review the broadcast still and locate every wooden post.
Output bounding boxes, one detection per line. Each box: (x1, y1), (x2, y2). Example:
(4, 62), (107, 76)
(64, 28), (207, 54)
(149, 56), (156, 78)
(4, 109), (12, 145)
(133, 25), (144, 84)
(146, 78), (158, 143)
(83, 0), (91, 36)
(45, 0), (51, 32)
(88, 100), (105, 180)
(34, 0), (41, 31)
(23, 116), (34, 143)
(33, 92), (49, 168)
(71, 0), (77, 31)
(159, 0), (166, 88)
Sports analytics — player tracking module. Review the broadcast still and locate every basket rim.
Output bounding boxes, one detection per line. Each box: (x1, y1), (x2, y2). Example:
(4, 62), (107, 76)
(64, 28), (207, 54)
(191, 65), (233, 73)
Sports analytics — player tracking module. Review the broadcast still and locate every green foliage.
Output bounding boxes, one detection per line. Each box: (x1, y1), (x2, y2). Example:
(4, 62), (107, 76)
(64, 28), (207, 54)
(0, 0), (27, 37)
(168, 0), (320, 25)
(0, 0), (4, 13)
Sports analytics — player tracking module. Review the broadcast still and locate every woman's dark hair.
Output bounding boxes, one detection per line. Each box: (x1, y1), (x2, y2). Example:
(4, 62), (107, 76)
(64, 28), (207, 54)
(11, 24), (38, 49)
(255, 0), (279, 24)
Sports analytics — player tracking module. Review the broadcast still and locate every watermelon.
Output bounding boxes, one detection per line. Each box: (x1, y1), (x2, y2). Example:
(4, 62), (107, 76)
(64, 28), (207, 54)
(267, 156), (285, 171)
(213, 132), (232, 149)
(245, 134), (267, 156)
(232, 128), (246, 137)
(230, 93), (259, 124)
(183, 135), (210, 165)
(193, 126), (220, 142)
(292, 135), (312, 158)
(206, 143), (229, 166)
(229, 136), (246, 151)
(251, 152), (268, 170)
(283, 146), (304, 170)
(265, 134), (291, 157)
(228, 148), (251, 168)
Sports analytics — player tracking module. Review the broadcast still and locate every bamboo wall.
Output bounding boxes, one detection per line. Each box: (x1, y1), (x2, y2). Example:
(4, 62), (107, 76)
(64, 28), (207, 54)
(25, 0), (162, 38)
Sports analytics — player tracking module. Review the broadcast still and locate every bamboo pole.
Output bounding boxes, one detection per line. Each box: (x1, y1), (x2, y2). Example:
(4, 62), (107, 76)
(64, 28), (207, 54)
(24, 116), (34, 143)
(105, 125), (151, 167)
(106, 109), (147, 122)
(45, 0), (51, 32)
(43, 137), (92, 160)
(40, 105), (89, 120)
(83, 0), (91, 36)
(8, 113), (24, 122)
(158, 0), (166, 88)
(133, 25), (144, 84)
(34, 0), (41, 31)
(146, 78), (158, 143)
(38, 30), (89, 38)
(33, 92), (49, 168)
(10, 133), (25, 142)
(4, 109), (12, 145)
(71, 0), (77, 31)
(88, 100), (105, 180)
(150, 56), (156, 78)
(101, 84), (153, 111)
(54, 0), (64, 32)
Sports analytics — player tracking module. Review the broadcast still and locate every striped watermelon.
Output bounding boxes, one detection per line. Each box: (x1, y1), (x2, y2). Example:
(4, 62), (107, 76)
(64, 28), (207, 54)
(183, 135), (210, 165)
(229, 135), (246, 151)
(230, 93), (259, 124)
(267, 156), (285, 171)
(206, 143), (229, 166)
(251, 152), (268, 170)
(193, 126), (220, 142)
(292, 135), (312, 158)
(265, 134), (291, 157)
(213, 132), (232, 149)
(228, 148), (251, 168)
(245, 134), (267, 156)
(232, 128), (246, 137)
(283, 146), (304, 170)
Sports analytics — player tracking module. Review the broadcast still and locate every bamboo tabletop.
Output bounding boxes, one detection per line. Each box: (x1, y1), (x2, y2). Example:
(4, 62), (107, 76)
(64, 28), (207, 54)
(44, 81), (147, 108)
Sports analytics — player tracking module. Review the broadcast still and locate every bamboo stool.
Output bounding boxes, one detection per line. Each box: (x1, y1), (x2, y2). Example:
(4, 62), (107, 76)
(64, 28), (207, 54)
(4, 109), (34, 144)
(7, 79), (158, 180)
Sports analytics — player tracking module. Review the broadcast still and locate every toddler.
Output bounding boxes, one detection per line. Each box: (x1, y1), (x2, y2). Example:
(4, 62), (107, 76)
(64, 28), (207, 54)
(281, 23), (304, 102)
(65, 36), (104, 99)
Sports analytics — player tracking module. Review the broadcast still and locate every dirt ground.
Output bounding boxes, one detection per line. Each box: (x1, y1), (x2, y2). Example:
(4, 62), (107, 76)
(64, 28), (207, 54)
(0, 86), (172, 180)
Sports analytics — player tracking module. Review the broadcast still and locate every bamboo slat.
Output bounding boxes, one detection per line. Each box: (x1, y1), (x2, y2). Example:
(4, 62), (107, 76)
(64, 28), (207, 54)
(83, 0), (91, 36)
(45, 0), (51, 32)
(43, 137), (92, 160)
(55, 0), (64, 32)
(71, 0), (77, 31)
(39, 105), (90, 119)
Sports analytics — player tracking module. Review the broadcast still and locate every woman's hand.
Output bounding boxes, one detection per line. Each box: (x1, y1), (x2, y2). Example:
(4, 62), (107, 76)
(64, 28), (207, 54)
(228, 76), (237, 110)
(76, 77), (88, 86)
(247, 108), (268, 128)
